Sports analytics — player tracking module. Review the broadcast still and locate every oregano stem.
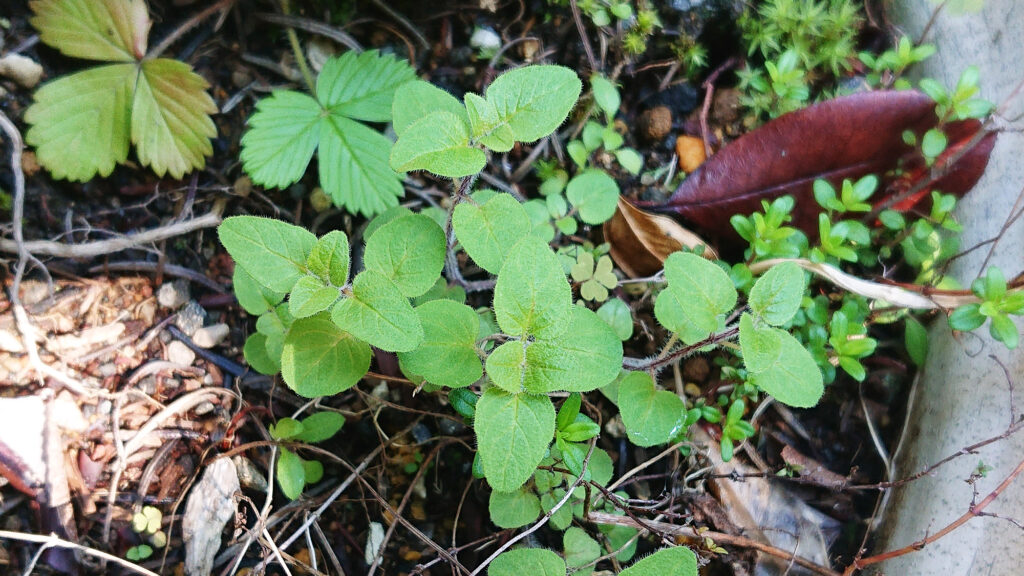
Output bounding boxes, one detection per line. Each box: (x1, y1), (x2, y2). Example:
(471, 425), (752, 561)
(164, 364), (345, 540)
(279, 0), (317, 95)
(623, 326), (739, 372)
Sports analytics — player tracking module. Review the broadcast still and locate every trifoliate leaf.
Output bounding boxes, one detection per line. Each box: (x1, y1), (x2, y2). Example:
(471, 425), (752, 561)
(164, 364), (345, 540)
(363, 213), (446, 297)
(489, 548), (566, 576)
(746, 328), (824, 408)
(289, 276), (339, 318)
(655, 252), (737, 345)
(276, 448), (305, 500)
(484, 65), (582, 142)
(749, 262), (805, 326)
(331, 270), (423, 352)
(566, 169), (620, 225)
(618, 372), (685, 447)
(243, 333), (279, 375)
(281, 316), (371, 397)
(465, 92), (515, 152)
(619, 547), (698, 576)
(132, 58), (217, 179)
(494, 237), (571, 339)
(389, 110), (486, 178)
(233, 262), (286, 315)
(452, 193), (531, 274)
(488, 487), (541, 528)
(475, 388), (554, 493)
(392, 80), (469, 136)
(316, 50), (416, 122)
(307, 231), (350, 287)
(597, 298), (633, 341)
(240, 91), (322, 189)
(564, 527), (601, 576)
(319, 114), (405, 216)
(219, 216), (316, 293)
(293, 412), (346, 443)
(30, 0), (148, 62)
(398, 300), (482, 388)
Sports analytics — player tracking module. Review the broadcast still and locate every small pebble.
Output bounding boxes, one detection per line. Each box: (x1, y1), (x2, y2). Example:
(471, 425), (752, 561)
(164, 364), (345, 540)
(675, 135), (707, 173)
(638, 105), (673, 142)
(469, 27), (501, 52)
(0, 54), (44, 88)
(158, 280), (191, 310)
(138, 376), (159, 396)
(192, 324), (229, 349)
(167, 341), (196, 366)
(232, 456), (268, 492)
(175, 301), (206, 337)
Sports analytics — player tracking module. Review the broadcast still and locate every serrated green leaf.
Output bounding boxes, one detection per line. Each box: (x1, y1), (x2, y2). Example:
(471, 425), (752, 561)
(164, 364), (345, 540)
(564, 527), (601, 576)
(488, 548), (566, 576)
(316, 50), (415, 122)
(618, 372), (685, 447)
(240, 90), (322, 189)
(24, 64), (134, 181)
(485, 65), (582, 142)
(620, 547), (698, 576)
(269, 417), (304, 440)
(331, 270), (423, 352)
(475, 388), (555, 492)
(132, 58), (217, 179)
(390, 111), (485, 178)
(398, 300), (482, 388)
(294, 412), (345, 443)
(597, 298), (633, 341)
(281, 315), (371, 397)
(566, 170), (620, 225)
(319, 113), (405, 217)
(289, 276), (339, 318)
(393, 80), (469, 135)
(364, 214), (446, 297)
(486, 341), (529, 394)
(494, 237), (571, 339)
(30, 0), (148, 61)
(465, 92), (515, 152)
(219, 216), (316, 293)
(749, 262), (805, 326)
(739, 313), (782, 372)
(746, 328), (824, 408)
(542, 306), (623, 393)
(453, 194), (531, 275)
(307, 231), (350, 287)
(655, 252), (737, 345)
(244, 333), (280, 375)
(276, 448), (305, 500)
(488, 488), (542, 528)
(234, 265), (285, 316)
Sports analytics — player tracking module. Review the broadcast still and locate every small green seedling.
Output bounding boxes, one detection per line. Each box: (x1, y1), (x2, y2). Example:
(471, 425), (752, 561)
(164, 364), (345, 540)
(949, 267), (1024, 349)
(127, 505), (166, 562)
(268, 411), (345, 499)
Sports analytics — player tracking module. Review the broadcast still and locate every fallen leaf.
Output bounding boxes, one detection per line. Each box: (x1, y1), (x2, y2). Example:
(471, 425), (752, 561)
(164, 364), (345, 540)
(604, 197), (716, 278)
(650, 90), (995, 246)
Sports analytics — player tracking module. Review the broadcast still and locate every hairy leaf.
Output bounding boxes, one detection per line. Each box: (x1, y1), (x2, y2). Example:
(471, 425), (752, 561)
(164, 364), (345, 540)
(392, 80), (469, 135)
(618, 372), (685, 447)
(745, 326), (824, 408)
(475, 388), (554, 492)
(749, 262), (805, 326)
(307, 231), (351, 287)
(281, 316), (371, 397)
(219, 216), (316, 293)
(488, 488), (542, 528)
(494, 237), (571, 339)
(293, 412), (345, 443)
(319, 114), (405, 217)
(465, 92), (515, 152)
(484, 65), (582, 142)
(240, 91), (321, 189)
(654, 252), (737, 344)
(398, 300), (482, 388)
(564, 527), (601, 576)
(243, 333), (279, 375)
(489, 548), (566, 576)
(619, 547), (698, 576)
(316, 50), (415, 122)
(453, 193), (531, 274)
(390, 110), (486, 178)
(566, 169), (620, 225)
(331, 271), (423, 352)
(363, 214), (446, 297)
(289, 276), (339, 318)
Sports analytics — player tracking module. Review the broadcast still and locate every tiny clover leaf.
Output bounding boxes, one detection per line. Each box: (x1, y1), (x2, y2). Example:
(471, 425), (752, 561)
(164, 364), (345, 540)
(276, 448), (306, 500)
(748, 261), (805, 326)
(483, 65), (583, 143)
(475, 388), (555, 493)
(619, 546), (698, 576)
(241, 50), (415, 217)
(739, 313), (824, 407)
(281, 315), (371, 398)
(392, 80), (469, 135)
(489, 548), (567, 576)
(571, 252), (618, 302)
(488, 487), (542, 529)
(331, 270), (424, 352)
(453, 193), (531, 275)
(363, 213), (446, 298)
(564, 527), (602, 576)
(26, 0), (216, 181)
(618, 372), (686, 447)
(397, 300), (483, 388)
(655, 252), (738, 345)
(494, 236), (571, 339)
(219, 216), (317, 293)
(132, 506), (162, 534)
(389, 110), (487, 178)
(566, 169), (620, 225)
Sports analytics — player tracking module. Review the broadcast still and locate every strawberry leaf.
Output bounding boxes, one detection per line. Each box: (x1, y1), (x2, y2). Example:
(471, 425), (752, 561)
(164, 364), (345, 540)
(239, 91), (322, 189)
(30, 0), (149, 62)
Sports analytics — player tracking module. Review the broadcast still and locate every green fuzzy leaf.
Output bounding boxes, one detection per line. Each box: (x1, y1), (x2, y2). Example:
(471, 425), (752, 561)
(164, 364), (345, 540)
(289, 276), (339, 318)
(590, 74), (621, 119)
(269, 417), (304, 440)
(364, 206), (414, 241)
(488, 548), (566, 576)
(485, 340), (530, 394)
(484, 65), (582, 142)
(475, 388), (555, 492)
(316, 50), (415, 123)
(24, 64), (134, 181)
(597, 298), (633, 341)
(749, 262), (805, 326)
(465, 92), (516, 152)
(488, 487), (542, 528)
(31, 0), (149, 61)
(398, 300), (483, 388)
(239, 90), (322, 188)
(564, 527), (601, 576)
(294, 412), (345, 443)
(599, 523), (638, 562)
(904, 316), (929, 366)
(543, 306), (623, 392)
(566, 170), (620, 225)
(393, 80), (469, 136)
(307, 231), (351, 287)
(543, 491), (574, 530)
(448, 388), (479, 420)
(331, 270), (423, 352)
(319, 113), (405, 217)
(276, 448), (305, 500)
(219, 216), (316, 293)
(364, 214), (446, 298)
(281, 315), (371, 397)
(620, 547), (698, 576)
(453, 194), (531, 274)
(243, 333), (280, 375)
(746, 327), (824, 408)
(738, 313), (782, 373)
(303, 459), (324, 484)
(389, 110), (486, 178)
(618, 372), (685, 447)
(614, 148), (643, 175)
(655, 252), (737, 344)
(494, 237), (571, 339)
(233, 265), (285, 316)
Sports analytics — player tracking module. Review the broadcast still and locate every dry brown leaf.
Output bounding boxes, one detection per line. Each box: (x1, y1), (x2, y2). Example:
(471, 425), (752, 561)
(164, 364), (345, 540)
(604, 197), (717, 278)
